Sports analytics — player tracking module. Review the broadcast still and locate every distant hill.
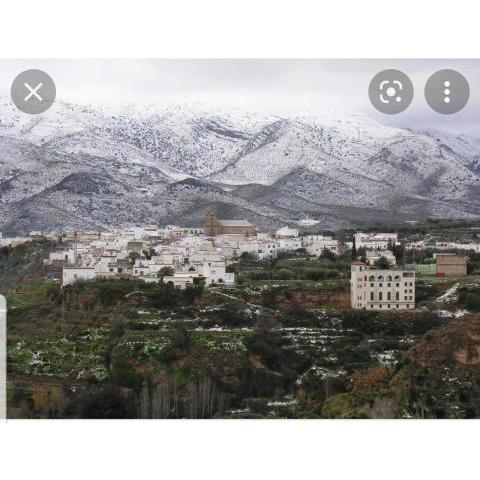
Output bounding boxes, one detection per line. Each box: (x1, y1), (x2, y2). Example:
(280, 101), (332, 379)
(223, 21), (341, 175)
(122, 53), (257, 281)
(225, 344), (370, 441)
(1, 97), (479, 234)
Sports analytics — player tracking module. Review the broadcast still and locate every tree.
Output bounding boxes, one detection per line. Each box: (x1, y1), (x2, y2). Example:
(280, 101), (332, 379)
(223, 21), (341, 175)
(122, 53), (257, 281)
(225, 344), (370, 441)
(351, 236), (357, 260)
(157, 266), (174, 278)
(128, 251), (141, 266)
(391, 243), (405, 265)
(142, 248), (156, 260)
(254, 313), (279, 336)
(374, 256), (390, 269)
(357, 246), (367, 263)
(321, 248), (337, 262)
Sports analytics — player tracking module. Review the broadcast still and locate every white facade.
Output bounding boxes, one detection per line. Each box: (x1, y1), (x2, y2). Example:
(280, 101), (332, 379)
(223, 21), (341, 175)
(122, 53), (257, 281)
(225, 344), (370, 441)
(200, 261), (235, 285)
(354, 232), (398, 251)
(436, 241), (480, 253)
(163, 272), (201, 289)
(366, 249), (397, 266)
(63, 266), (96, 286)
(276, 226), (299, 238)
(303, 235), (339, 256)
(350, 262), (415, 310)
(257, 241), (279, 259)
(47, 249), (76, 264)
(278, 237), (303, 251)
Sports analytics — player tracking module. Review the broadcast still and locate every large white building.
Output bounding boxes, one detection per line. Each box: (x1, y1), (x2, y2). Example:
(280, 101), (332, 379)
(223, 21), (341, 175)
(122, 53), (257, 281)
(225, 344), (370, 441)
(163, 261), (234, 288)
(303, 235), (339, 256)
(354, 232), (398, 251)
(62, 266), (97, 286)
(350, 261), (415, 310)
(275, 226), (299, 238)
(436, 240), (480, 253)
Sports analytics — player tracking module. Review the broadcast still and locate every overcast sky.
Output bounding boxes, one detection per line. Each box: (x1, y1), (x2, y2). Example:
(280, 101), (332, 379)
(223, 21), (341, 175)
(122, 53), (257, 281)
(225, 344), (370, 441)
(0, 59), (479, 132)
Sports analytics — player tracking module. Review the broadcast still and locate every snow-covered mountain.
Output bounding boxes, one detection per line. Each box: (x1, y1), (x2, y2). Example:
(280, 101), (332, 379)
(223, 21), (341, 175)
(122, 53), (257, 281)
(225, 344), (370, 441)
(0, 97), (479, 234)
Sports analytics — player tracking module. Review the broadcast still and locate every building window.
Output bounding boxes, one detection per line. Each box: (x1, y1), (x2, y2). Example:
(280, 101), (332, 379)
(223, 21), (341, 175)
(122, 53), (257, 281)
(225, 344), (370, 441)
(379, 292), (383, 301)
(387, 292), (391, 301)
(396, 292), (399, 301)
(370, 292), (374, 301)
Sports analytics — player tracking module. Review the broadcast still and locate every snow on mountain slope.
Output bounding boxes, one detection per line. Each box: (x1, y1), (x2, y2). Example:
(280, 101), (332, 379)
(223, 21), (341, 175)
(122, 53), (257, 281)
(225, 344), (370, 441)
(418, 129), (480, 162)
(0, 94), (109, 144)
(165, 178), (287, 223)
(272, 167), (397, 209)
(42, 132), (189, 181)
(0, 95), (278, 177)
(293, 113), (407, 170)
(0, 97), (479, 233)
(208, 114), (411, 185)
(105, 104), (279, 177)
(366, 134), (479, 203)
(415, 128), (480, 178)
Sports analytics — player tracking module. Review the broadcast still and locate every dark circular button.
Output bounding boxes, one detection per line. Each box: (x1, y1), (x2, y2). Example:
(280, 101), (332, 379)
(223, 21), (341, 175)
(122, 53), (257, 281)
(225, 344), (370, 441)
(369, 69), (414, 114)
(11, 69), (56, 115)
(425, 69), (469, 114)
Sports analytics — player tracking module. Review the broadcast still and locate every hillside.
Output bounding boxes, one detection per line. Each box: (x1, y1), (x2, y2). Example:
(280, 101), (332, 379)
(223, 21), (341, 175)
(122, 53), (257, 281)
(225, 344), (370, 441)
(1, 98), (480, 234)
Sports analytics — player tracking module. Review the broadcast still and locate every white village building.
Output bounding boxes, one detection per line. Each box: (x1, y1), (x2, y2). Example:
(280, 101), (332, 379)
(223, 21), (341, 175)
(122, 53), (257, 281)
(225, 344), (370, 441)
(303, 235), (339, 256)
(366, 249), (397, 266)
(354, 232), (398, 250)
(63, 266), (97, 286)
(275, 226), (299, 238)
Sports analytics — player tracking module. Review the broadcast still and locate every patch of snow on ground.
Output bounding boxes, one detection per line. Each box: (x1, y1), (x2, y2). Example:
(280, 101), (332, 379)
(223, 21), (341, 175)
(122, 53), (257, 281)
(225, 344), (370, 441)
(435, 283), (459, 304)
(435, 309), (469, 318)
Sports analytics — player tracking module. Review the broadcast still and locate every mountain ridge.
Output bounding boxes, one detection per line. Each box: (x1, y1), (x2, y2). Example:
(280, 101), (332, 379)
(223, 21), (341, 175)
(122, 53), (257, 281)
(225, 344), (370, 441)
(0, 99), (479, 234)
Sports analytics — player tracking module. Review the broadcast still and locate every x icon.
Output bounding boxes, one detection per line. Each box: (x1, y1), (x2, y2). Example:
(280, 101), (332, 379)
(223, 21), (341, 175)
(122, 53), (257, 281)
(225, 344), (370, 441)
(24, 82), (43, 102)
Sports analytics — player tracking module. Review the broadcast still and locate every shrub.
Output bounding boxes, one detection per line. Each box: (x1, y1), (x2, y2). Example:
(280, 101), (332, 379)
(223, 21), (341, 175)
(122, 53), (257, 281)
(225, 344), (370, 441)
(459, 289), (480, 311)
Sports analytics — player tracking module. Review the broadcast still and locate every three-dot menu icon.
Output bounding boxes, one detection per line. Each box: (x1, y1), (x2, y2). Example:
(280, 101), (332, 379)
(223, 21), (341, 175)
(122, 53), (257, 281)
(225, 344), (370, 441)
(443, 80), (451, 104)
(425, 69), (469, 114)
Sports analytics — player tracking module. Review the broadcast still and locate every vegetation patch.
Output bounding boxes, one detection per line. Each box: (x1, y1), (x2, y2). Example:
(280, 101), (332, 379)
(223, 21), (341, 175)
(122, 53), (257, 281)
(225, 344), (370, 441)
(8, 326), (111, 381)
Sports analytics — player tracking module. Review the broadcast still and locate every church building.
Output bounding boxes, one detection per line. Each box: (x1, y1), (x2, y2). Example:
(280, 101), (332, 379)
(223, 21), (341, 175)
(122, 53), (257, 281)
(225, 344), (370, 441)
(203, 212), (257, 236)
